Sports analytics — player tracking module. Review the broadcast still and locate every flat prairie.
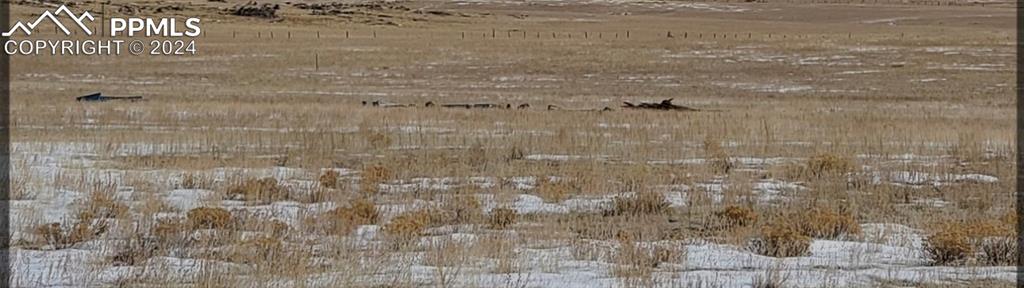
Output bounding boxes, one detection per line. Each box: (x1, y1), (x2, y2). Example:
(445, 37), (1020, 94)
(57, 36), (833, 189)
(8, 0), (1016, 287)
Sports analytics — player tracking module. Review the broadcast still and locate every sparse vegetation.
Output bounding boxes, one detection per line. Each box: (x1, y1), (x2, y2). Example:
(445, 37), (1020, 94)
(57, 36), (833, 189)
(326, 198), (380, 235)
(714, 205), (759, 228)
(187, 207), (233, 229)
(750, 223), (812, 258)
(925, 220), (1014, 266)
(360, 164), (392, 196)
(793, 206), (861, 239)
(606, 192), (671, 217)
(806, 153), (854, 178)
(535, 177), (574, 203)
(319, 169), (341, 189)
(488, 207), (517, 229)
(384, 210), (431, 245)
(226, 177), (289, 204)
(7, 0), (1015, 285)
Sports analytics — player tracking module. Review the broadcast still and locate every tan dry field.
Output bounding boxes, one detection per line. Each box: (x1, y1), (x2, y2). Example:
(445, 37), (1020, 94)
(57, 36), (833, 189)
(7, 0), (1017, 287)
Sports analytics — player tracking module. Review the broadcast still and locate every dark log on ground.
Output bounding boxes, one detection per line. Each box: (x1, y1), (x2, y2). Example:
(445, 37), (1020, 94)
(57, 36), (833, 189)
(76, 92), (143, 102)
(547, 105), (613, 112)
(622, 98), (698, 111)
(426, 102), (511, 109)
(363, 100), (415, 108)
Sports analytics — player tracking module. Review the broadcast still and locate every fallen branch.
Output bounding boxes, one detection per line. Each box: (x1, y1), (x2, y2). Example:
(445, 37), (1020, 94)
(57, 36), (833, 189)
(424, 101), (514, 109)
(622, 98), (698, 111)
(362, 100), (416, 108)
(547, 105), (613, 112)
(76, 92), (143, 102)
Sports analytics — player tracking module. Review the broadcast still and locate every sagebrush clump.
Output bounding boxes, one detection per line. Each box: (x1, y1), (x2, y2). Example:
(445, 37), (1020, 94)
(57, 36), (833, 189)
(606, 192), (670, 217)
(360, 164), (392, 195)
(327, 198), (380, 235)
(488, 207), (518, 229)
(319, 170), (341, 189)
(714, 205), (758, 228)
(806, 153), (854, 178)
(535, 177), (574, 203)
(794, 207), (860, 239)
(750, 222), (811, 258)
(924, 220), (1013, 266)
(384, 210), (431, 246)
(188, 207), (233, 229)
(226, 177), (289, 203)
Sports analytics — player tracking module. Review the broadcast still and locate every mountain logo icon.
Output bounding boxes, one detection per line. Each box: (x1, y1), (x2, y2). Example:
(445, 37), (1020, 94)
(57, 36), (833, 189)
(3, 5), (95, 37)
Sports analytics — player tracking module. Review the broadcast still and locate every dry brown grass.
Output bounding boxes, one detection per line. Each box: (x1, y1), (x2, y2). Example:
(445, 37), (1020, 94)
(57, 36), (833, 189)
(606, 191), (671, 217)
(925, 219), (1014, 266)
(441, 194), (483, 224)
(232, 237), (284, 264)
(5, 0), (1016, 285)
(384, 210), (431, 245)
(793, 206), (861, 239)
(187, 207), (234, 229)
(488, 207), (518, 229)
(179, 172), (213, 189)
(704, 137), (734, 175)
(360, 164), (392, 196)
(750, 222), (811, 258)
(80, 186), (129, 220)
(611, 231), (685, 281)
(319, 169), (341, 189)
(33, 219), (107, 250)
(326, 197), (380, 235)
(226, 177), (290, 204)
(713, 205), (759, 228)
(806, 153), (855, 178)
(534, 177), (574, 203)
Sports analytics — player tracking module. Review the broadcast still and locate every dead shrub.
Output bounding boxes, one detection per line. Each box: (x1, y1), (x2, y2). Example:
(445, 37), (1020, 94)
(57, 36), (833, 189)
(806, 153), (853, 177)
(442, 195), (482, 224)
(232, 237), (283, 264)
(152, 218), (189, 244)
(384, 210), (430, 245)
(34, 214), (109, 250)
(112, 228), (160, 266)
(749, 223), (811, 258)
(466, 143), (487, 167)
(226, 177), (289, 203)
(488, 207), (518, 229)
(360, 164), (392, 196)
(713, 205), (758, 228)
(179, 172), (211, 189)
(365, 131), (392, 150)
(505, 145), (525, 162)
(606, 192), (670, 217)
(319, 170), (341, 189)
(704, 138), (733, 175)
(535, 177), (574, 203)
(570, 214), (678, 241)
(977, 236), (1016, 266)
(925, 225), (973, 265)
(327, 198), (380, 235)
(613, 235), (685, 278)
(81, 187), (129, 220)
(752, 269), (789, 288)
(793, 207), (860, 239)
(925, 220), (1013, 266)
(187, 207), (233, 229)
